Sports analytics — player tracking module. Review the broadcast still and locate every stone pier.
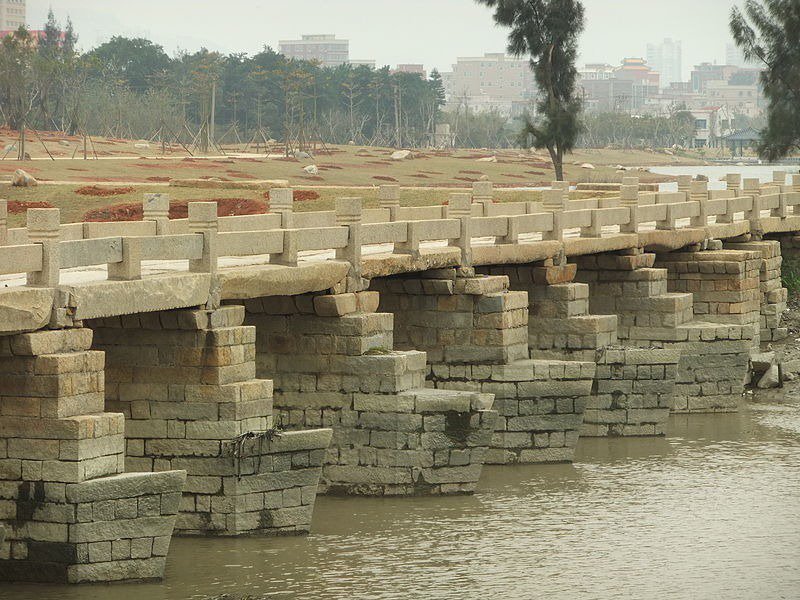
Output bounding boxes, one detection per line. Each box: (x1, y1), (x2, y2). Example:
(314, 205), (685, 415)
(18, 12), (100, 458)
(0, 328), (185, 583)
(576, 248), (755, 413)
(481, 260), (679, 437)
(373, 270), (595, 463)
(245, 292), (497, 496)
(89, 306), (332, 536)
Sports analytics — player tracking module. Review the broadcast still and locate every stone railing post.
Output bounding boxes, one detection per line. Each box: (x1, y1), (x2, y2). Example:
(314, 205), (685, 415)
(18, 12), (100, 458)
(620, 184), (640, 234)
(143, 193), (170, 235)
(793, 174), (800, 194)
(270, 188), (294, 229)
(336, 197), (363, 293)
(677, 175), (692, 198)
(726, 173), (742, 196)
(472, 181), (493, 214)
(773, 171), (787, 186)
(188, 202), (218, 274)
(449, 193), (473, 267)
(108, 237), (142, 281)
(690, 180), (709, 228)
(379, 184), (401, 221)
(0, 199), (7, 246)
(26, 208), (60, 287)
(744, 178), (763, 232)
(542, 189), (565, 241)
(551, 180), (570, 204)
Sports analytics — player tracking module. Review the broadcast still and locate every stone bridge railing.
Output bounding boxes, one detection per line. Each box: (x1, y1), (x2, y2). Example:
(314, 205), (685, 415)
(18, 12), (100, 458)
(1, 172), (799, 296)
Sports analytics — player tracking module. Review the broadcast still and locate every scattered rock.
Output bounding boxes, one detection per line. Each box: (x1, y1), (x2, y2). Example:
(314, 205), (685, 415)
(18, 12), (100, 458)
(295, 151), (313, 159)
(134, 142), (150, 149)
(751, 351), (776, 375)
(479, 175), (489, 181)
(581, 163), (596, 170)
(476, 156), (497, 163)
(757, 365), (781, 389)
(58, 139), (71, 147)
(11, 169), (37, 187)
(303, 165), (319, 175)
(391, 150), (412, 161)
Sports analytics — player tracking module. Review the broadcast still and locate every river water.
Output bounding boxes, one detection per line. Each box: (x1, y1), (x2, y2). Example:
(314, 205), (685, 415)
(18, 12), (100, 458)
(2, 385), (799, 600)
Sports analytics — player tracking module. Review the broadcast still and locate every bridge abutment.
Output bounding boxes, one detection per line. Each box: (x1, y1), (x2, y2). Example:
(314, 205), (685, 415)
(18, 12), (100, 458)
(245, 292), (497, 496)
(89, 306), (332, 536)
(0, 328), (185, 583)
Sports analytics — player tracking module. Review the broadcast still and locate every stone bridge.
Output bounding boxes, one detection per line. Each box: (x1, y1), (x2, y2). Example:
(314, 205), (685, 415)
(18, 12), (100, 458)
(0, 171), (798, 583)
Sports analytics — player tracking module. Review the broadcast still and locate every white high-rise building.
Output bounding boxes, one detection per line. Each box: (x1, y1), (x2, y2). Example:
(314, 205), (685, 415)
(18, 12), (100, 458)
(0, 0), (26, 31)
(279, 34), (349, 68)
(726, 43), (751, 67)
(646, 38), (683, 87)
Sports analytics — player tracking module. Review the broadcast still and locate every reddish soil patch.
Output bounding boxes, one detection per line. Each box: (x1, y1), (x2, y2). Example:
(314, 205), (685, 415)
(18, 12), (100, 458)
(411, 174), (430, 179)
(299, 175), (325, 182)
(367, 161), (393, 166)
(459, 170), (483, 175)
(455, 176), (478, 183)
(146, 176), (171, 182)
(8, 200), (54, 214)
(83, 198), (267, 222)
(525, 171), (546, 176)
(317, 164), (343, 170)
(67, 167), (89, 172)
(75, 185), (135, 197)
(0, 164), (39, 173)
(226, 170), (258, 180)
(502, 174), (527, 179)
(420, 170), (444, 175)
(373, 175), (398, 182)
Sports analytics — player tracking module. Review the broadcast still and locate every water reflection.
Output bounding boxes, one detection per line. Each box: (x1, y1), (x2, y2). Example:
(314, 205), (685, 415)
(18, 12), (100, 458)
(2, 389), (799, 600)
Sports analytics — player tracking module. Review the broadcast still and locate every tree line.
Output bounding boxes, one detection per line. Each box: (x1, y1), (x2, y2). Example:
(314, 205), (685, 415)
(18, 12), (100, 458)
(0, 10), (446, 148)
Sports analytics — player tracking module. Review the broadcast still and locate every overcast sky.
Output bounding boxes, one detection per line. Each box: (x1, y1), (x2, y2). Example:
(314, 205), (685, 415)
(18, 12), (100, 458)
(29, 0), (746, 78)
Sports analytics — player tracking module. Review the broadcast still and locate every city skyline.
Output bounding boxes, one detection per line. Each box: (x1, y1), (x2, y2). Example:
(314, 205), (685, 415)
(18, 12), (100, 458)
(28, 0), (749, 80)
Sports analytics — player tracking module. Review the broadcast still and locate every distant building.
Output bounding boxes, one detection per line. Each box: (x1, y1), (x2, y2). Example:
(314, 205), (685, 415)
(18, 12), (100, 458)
(579, 59), (659, 114)
(691, 106), (734, 148)
(349, 59), (376, 69)
(0, 0), (25, 31)
(725, 43), (751, 68)
(443, 52), (536, 115)
(579, 63), (615, 81)
(279, 34), (349, 68)
(393, 64), (426, 78)
(646, 38), (682, 87)
(690, 62), (740, 93)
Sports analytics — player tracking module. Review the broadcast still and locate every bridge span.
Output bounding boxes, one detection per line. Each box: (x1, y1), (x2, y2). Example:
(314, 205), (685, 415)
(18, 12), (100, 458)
(0, 171), (798, 583)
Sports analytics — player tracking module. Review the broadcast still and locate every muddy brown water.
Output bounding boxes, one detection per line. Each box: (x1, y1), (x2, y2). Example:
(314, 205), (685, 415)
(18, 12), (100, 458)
(2, 388), (799, 600)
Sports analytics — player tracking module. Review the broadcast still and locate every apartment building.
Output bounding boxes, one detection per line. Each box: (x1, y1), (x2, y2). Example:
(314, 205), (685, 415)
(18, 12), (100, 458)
(279, 34), (349, 68)
(0, 0), (25, 30)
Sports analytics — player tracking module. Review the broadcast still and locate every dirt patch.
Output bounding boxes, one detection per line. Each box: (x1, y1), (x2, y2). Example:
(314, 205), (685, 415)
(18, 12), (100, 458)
(411, 174), (430, 179)
(459, 170), (483, 175)
(83, 197), (267, 222)
(373, 175), (398, 182)
(7, 200), (55, 214)
(502, 174), (527, 179)
(75, 185), (135, 197)
(455, 176), (478, 183)
(146, 176), (171, 182)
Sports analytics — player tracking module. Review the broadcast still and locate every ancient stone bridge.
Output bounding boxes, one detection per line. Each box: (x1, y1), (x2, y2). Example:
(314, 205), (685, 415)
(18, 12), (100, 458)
(0, 172), (797, 583)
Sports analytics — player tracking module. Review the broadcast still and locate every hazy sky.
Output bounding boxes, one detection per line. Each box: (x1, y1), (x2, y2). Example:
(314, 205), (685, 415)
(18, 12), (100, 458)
(29, 0), (746, 78)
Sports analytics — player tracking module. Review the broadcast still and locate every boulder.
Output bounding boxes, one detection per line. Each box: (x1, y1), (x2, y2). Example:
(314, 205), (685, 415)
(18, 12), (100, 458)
(11, 169), (37, 187)
(476, 156), (497, 163)
(303, 164), (319, 175)
(581, 163), (595, 170)
(295, 151), (313, 159)
(391, 150), (412, 161)
(757, 365), (782, 389)
(59, 139), (71, 147)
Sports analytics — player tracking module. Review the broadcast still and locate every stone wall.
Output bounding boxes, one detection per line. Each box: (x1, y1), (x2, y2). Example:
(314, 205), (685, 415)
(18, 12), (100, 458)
(0, 328), (185, 583)
(245, 292), (497, 496)
(372, 271), (597, 462)
(89, 307), (332, 536)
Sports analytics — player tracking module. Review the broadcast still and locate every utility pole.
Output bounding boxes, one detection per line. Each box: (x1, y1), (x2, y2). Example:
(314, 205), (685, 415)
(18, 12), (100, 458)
(210, 80), (217, 150)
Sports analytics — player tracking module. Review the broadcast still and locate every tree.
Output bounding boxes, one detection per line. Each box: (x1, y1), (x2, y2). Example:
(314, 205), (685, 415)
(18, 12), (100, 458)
(731, 0), (800, 160)
(476, 0), (585, 180)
